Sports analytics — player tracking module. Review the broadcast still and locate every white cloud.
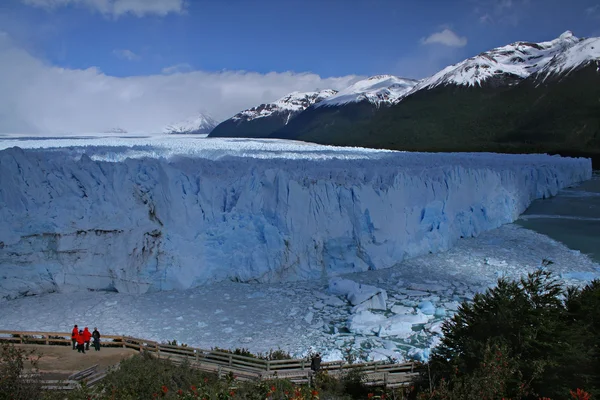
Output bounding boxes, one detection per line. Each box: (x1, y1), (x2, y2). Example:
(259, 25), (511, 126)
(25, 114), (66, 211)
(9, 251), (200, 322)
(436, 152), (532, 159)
(586, 4), (600, 18)
(161, 63), (192, 75)
(113, 49), (140, 61)
(20, 0), (186, 18)
(421, 29), (467, 47)
(0, 32), (360, 134)
(472, 0), (530, 25)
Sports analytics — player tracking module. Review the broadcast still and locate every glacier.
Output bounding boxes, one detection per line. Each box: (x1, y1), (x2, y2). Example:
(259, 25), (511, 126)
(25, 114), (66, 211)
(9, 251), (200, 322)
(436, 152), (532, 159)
(0, 137), (592, 300)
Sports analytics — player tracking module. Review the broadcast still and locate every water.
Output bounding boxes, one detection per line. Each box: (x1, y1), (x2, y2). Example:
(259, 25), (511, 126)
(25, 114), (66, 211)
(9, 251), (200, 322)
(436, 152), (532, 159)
(516, 171), (600, 263)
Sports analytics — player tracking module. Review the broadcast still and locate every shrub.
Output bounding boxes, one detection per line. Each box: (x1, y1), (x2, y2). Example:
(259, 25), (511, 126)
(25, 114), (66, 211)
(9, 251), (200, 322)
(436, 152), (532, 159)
(0, 343), (42, 400)
(429, 271), (600, 398)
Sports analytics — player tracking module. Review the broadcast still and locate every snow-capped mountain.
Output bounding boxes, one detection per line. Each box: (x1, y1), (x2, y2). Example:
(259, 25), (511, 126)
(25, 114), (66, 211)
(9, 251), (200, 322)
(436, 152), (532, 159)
(208, 90), (337, 138)
(232, 89), (337, 123)
(415, 31), (580, 90)
(164, 113), (218, 134)
(318, 75), (418, 107)
(536, 36), (600, 81)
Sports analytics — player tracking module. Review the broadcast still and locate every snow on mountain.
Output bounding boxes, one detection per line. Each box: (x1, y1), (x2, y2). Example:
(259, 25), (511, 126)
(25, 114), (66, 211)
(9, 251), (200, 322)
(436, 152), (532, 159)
(415, 30), (581, 90)
(231, 90), (337, 123)
(163, 113), (218, 134)
(0, 137), (591, 300)
(537, 36), (600, 80)
(318, 75), (418, 107)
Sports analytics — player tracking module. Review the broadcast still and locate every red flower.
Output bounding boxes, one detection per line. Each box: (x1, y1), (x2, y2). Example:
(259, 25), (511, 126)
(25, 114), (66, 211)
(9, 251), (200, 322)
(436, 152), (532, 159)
(177, 389), (183, 395)
(570, 388), (591, 400)
(271, 385), (276, 392)
(368, 394), (374, 399)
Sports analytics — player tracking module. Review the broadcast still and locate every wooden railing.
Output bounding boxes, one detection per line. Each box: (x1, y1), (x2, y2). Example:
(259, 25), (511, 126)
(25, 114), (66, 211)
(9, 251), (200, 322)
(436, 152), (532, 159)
(0, 330), (420, 389)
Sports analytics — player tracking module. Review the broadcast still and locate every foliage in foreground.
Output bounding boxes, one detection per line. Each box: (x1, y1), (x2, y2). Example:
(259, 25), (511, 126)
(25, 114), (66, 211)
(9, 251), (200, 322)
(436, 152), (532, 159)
(0, 343), (42, 400)
(424, 271), (600, 399)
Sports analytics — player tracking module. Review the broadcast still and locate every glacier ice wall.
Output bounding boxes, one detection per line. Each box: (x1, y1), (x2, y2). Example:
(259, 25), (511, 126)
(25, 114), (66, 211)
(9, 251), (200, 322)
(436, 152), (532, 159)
(0, 144), (592, 299)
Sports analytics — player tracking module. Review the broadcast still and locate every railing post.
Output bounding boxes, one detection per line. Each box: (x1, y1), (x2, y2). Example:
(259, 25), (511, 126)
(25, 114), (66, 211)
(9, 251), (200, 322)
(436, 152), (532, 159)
(122, 336), (126, 349)
(301, 360), (305, 370)
(384, 372), (388, 387)
(45, 336), (49, 345)
(267, 360), (270, 372)
(228, 354), (232, 366)
(156, 343), (160, 357)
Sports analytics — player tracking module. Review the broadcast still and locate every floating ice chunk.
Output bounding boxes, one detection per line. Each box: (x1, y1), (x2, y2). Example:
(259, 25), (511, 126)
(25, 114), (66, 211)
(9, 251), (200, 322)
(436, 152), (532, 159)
(328, 278), (388, 310)
(561, 271), (599, 281)
(434, 307), (446, 317)
(408, 283), (448, 292)
(378, 312), (429, 337)
(313, 301), (325, 310)
(425, 320), (445, 334)
(391, 305), (414, 315)
(304, 312), (314, 324)
(368, 348), (404, 362)
(347, 310), (386, 335)
(324, 296), (346, 307)
(418, 301), (436, 315)
(407, 347), (431, 362)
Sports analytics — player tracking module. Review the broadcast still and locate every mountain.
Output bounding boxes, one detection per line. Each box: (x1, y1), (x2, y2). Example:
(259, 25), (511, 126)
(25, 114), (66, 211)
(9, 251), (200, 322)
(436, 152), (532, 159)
(164, 113), (218, 134)
(268, 31), (600, 165)
(413, 30), (579, 90)
(266, 75), (417, 142)
(208, 89), (337, 138)
(317, 75), (418, 107)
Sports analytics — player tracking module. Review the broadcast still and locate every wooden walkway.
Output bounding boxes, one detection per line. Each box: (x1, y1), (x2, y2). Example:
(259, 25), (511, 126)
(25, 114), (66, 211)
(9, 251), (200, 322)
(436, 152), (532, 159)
(0, 330), (420, 390)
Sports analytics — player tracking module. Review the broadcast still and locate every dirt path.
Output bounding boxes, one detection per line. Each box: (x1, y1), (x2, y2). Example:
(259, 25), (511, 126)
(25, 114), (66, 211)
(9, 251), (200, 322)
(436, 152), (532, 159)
(17, 344), (137, 378)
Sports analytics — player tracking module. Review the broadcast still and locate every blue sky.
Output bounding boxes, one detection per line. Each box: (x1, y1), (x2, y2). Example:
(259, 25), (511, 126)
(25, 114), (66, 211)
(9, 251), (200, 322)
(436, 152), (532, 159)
(4, 0), (600, 78)
(1, 0), (599, 133)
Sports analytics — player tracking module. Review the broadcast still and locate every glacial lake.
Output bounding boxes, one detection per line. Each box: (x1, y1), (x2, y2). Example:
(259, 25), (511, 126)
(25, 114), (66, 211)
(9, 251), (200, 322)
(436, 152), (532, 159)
(516, 171), (600, 263)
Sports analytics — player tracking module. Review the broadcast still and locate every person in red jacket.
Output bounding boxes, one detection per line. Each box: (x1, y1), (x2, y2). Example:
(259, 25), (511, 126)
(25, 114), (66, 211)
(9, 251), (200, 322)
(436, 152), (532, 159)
(71, 325), (78, 350)
(83, 327), (92, 350)
(76, 329), (86, 353)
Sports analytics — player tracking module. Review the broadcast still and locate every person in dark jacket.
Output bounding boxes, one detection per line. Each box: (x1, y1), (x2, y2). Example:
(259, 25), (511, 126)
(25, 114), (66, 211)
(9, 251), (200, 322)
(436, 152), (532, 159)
(71, 325), (78, 350)
(92, 328), (101, 351)
(83, 327), (92, 350)
(310, 353), (321, 372)
(76, 329), (85, 353)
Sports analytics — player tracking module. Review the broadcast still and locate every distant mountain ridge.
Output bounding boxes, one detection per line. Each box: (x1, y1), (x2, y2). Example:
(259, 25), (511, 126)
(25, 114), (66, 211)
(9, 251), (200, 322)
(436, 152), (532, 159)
(208, 31), (600, 165)
(317, 75), (417, 107)
(164, 113), (218, 134)
(414, 30), (580, 90)
(209, 89), (337, 138)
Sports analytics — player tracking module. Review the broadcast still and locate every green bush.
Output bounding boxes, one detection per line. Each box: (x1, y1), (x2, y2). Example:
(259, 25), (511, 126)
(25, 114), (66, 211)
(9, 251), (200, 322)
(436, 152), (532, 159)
(428, 271), (600, 399)
(0, 343), (42, 400)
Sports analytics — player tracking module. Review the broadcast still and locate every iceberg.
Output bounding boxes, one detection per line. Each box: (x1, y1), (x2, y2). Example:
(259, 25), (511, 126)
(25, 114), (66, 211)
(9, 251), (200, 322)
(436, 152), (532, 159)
(0, 138), (592, 300)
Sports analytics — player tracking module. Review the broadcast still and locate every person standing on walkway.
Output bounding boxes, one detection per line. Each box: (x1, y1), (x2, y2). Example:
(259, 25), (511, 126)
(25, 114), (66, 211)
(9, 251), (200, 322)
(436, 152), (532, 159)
(76, 329), (86, 354)
(83, 327), (92, 350)
(92, 327), (101, 351)
(71, 325), (78, 350)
